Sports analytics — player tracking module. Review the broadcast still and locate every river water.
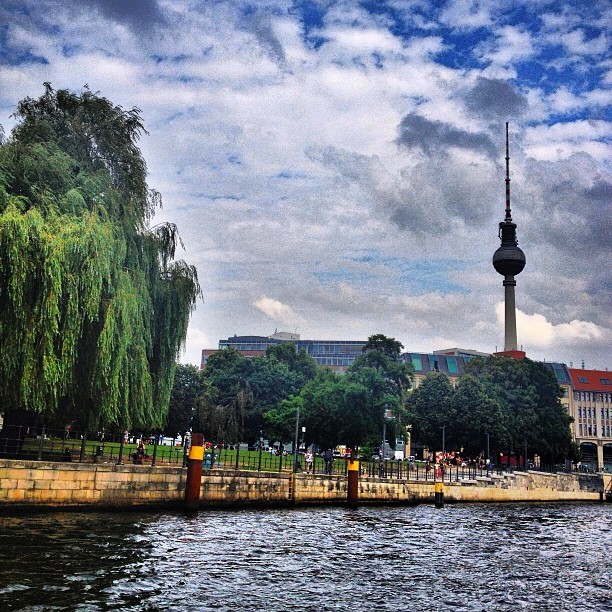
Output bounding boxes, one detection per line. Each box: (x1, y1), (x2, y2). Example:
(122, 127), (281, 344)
(0, 503), (609, 611)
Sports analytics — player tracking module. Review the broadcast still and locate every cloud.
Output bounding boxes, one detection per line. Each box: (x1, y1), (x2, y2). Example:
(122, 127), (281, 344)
(464, 77), (528, 120)
(477, 25), (535, 66)
(0, 0), (610, 372)
(67, 0), (165, 33)
(396, 113), (497, 158)
(239, 11), (287, 68)
(496, 303), (605, 347)
(253, 297), (304, 327)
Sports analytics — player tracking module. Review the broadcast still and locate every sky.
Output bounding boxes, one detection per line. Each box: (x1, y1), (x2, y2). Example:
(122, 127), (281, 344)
(1, 0), (610, 370)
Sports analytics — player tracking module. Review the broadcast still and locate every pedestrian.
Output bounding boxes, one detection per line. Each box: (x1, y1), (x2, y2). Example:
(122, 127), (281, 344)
(305, 448), (314, 474)
(323, 448), (333, 475)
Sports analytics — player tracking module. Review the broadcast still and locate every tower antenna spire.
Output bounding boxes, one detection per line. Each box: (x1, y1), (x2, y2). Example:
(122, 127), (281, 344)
(505, 122), (511, 222)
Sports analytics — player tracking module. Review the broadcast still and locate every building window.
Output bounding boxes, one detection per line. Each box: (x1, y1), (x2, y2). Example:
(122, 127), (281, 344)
(601, 378), (611, 385)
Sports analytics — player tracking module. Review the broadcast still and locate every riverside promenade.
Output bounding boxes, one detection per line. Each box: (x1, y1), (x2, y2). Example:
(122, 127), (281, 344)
(0, 458), (608, 510)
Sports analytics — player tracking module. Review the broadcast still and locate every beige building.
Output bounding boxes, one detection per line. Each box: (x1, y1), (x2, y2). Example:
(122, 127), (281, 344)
(567, 367), (612, 470)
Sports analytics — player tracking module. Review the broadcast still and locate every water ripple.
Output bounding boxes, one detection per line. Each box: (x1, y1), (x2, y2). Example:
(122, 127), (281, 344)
(0, 504), (610, 611)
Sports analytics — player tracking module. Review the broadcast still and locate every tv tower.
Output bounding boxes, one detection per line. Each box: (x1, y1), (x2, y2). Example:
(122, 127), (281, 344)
(492, 123), (526, 352)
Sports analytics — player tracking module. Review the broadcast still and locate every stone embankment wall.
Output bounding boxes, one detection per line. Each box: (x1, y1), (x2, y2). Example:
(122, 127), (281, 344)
(0, 459), (607, 510)
(0, 459), (186, 508)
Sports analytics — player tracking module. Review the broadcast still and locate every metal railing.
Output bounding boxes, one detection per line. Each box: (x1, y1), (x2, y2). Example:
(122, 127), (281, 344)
(0, 425), (589, 478)
(0, 424), (186, 466)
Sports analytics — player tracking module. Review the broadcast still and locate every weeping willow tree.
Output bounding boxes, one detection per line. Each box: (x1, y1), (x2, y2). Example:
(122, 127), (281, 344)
(0, 84), (201, 432)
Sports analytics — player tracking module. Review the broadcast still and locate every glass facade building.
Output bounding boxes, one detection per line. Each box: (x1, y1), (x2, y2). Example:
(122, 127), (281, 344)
(203, 335), (367, 372)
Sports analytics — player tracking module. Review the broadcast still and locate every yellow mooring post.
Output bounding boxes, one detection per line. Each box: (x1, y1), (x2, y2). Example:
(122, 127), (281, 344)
(434, 481), (444, 508)
(347, 452), (360, 508)
(184, 433), (204, 512)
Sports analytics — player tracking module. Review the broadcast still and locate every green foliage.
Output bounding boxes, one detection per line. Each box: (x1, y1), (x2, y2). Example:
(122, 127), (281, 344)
(166, 364), (205, 436)
(201, 348), (304, 443)
(406, 372), (456, 451)
(288, 335), (414, 450)
(465, 356), (572, 461)
(264, 395), (302, 444)
(0, 85), (200, 430)
(362, 333), (404, 360)
(265, 342), (318, 382)
(451, 375), (507, 455)
(407, 356), (573, 463)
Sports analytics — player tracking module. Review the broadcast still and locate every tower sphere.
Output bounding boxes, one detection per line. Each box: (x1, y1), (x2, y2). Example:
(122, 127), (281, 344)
(493, 240), (526, 276)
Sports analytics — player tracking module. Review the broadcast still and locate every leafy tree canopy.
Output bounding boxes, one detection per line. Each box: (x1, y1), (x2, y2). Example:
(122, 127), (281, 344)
(165, 364), (205, 437)
(265, 342), (318, 382)
(406, 355), (573, 463)
(406, 372), (456, 452)
(0, 85), (201, 431)
(201, 347), (304, 443)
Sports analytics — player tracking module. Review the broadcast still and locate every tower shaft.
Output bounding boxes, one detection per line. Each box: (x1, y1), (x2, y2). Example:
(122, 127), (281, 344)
(503, 276), (518, 351)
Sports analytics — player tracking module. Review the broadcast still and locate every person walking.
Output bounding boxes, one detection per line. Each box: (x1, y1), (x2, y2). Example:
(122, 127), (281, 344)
(305, 448), (314, 474)
(323, 448), (333, 475)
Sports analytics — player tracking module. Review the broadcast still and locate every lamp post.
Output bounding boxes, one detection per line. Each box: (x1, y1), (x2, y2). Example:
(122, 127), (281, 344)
(441, 425), (446, 456)
(257, 430), (263, 472)
(301, 426), (306, 451)
(486, 432), (490, 463)
(293, 403), (300, 472)
(381, 419), (387, 461)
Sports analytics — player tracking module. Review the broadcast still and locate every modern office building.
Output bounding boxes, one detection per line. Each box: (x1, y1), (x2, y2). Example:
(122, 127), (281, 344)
(201, 332), (367, 373)
(400, 352), (477, 387)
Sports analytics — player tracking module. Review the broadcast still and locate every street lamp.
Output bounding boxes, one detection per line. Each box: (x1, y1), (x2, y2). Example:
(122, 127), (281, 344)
(486, 432), (490, 463)
(301, 426), (306, 451)
(441, 425), (446, 455)
(293, 403), (300, 472)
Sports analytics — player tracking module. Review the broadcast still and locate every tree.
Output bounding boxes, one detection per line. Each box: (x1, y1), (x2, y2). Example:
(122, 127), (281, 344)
(362, 334), (404, 360)
(405, 372), (455, 452)
(266, 342), (317, 382)
(263, 395), (302, 445)
(350, 334), (414, 448)
(463, 356), (572, 463)
(451, 375), (507, 457)
(299, 369), (347, 450)
(201, 348), (304, 444)
(0, 85), (200, 432)
(165, 364), (205, 437)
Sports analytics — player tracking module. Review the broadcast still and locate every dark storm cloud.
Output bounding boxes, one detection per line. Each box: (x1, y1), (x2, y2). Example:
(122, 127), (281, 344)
(69, 0), (165, 32)
(306, 144), (495, 235)
(520, 155), (612, 322)
(464, 77), (528, 120)
(396, 113), (497, 158)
